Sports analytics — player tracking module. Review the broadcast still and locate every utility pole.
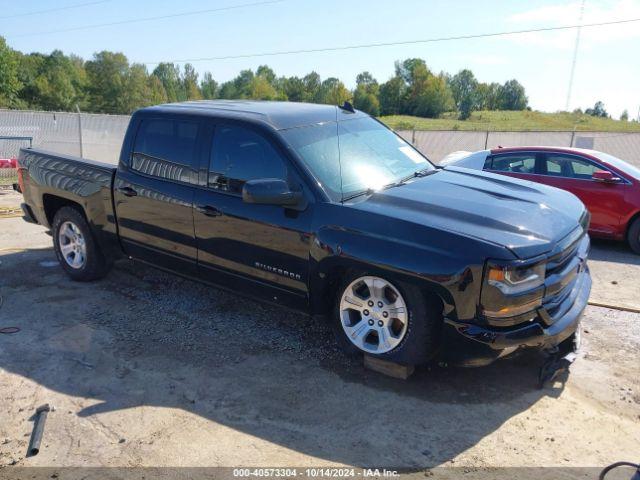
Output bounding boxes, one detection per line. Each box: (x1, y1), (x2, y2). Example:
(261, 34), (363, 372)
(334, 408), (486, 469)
(565, 0), (586, 112)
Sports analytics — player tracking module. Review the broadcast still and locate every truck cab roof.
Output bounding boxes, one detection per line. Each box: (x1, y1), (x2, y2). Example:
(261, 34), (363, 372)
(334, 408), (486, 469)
(137, 100), (367, 131)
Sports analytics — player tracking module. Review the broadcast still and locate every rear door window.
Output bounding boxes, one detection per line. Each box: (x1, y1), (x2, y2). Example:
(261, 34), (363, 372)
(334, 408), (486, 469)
(208, 125), (287, 194)
(488, 154), (537, 174)
(132, 118), (199, 183)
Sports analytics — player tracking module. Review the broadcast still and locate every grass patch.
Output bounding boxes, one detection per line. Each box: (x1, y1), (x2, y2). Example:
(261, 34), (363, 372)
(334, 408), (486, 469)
(0, 174), (17, 186)
(380, 110), (640, 132)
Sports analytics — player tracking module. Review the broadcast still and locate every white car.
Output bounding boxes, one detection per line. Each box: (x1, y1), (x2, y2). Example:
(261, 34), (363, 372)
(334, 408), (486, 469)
(440, 150), (489, 169)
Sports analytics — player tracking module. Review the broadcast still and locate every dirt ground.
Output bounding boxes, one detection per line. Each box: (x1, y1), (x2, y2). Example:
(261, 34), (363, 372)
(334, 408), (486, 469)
(0, 194), (639, 473)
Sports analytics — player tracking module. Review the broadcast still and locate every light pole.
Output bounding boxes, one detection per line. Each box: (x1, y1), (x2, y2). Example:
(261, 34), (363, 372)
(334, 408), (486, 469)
(565, 0), (586, 112)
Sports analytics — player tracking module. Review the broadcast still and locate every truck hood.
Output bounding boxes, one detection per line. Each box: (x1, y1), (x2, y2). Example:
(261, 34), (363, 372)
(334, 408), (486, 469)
(351, 166), (586, 259)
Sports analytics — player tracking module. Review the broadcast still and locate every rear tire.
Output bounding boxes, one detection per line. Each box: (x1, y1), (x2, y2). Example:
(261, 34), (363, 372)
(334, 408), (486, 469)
(52, 206), (111, 281)
(332, 271), (442, 365)
(628, 217), (640, 255)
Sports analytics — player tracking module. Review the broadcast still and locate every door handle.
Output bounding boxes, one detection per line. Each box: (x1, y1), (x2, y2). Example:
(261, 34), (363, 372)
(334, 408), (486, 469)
(196, 205), (222, 217)
(117, 186), (138, 197)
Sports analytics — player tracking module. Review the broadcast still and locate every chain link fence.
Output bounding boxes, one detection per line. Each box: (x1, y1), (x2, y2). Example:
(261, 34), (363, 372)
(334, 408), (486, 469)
(1, 109), (639, 175)
(0, 109), (129, 186)
(0, 109), (129, 165)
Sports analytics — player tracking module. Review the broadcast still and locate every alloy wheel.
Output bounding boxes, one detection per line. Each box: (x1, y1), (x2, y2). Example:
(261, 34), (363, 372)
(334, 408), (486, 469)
(339, 276), (408, 354)
(58, 221), (87, 269)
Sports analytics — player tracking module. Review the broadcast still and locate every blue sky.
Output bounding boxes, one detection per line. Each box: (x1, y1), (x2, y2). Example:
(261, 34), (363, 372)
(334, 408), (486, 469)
(1, 0), (639, 118)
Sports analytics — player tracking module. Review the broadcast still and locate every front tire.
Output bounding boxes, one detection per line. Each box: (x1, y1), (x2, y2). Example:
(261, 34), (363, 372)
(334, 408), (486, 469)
(333, 272), (441, 365)
(52, 206), (110, 281)
(628, 217), (640, 255)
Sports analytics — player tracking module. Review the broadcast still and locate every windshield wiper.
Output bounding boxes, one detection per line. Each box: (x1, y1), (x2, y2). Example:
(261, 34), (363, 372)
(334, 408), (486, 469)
(343, 168), (439, 200)
(395, 167), (439, 186)
(342, 188), (375, 202)
(413, 167), (439, 178)
(379, 168), (440, 192)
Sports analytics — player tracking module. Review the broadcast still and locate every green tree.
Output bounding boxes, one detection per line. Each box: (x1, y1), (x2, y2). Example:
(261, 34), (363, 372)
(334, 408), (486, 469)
(85, 51), (130, 113)
(183, 63), (202, 100)
(302, 72), (321, 102)
(0, 36), (22, 107)
(152, 63), (183, 102)
(397, 60), (454, 118)
(314, 77), (351, 105)
(251, 65), (283, 100)
(15, 52), (46, 108)
(249, 75), (278, 100)
(475, 82), (501, 110)
(411, 73), (455, 118)
(379, 76), (405, 115)
(218, 81), (238, 99)
(232, 69), (255, 98)
(352, 71), (380, 115)
(497, 79), (528, 110)
(395, 58), (428, 85)
(280, 76), (305, 102)
(450, 69), (478, 120)
(621, 109), (629, 121)
(31, 51), (87, 111)
(200, 72), (218, 99)
(585, 101), (608, 118)
(120, 63), (152, 112)
(255, 65), (276, 84)
(147, 74), (168, 105)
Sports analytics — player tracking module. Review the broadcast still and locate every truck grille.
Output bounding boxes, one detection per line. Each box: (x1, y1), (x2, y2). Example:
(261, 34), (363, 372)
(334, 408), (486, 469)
(541, 227), (589, 324)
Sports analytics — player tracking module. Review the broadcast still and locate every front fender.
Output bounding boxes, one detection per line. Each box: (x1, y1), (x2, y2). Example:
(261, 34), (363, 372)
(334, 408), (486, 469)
(309, 225), (485, 321)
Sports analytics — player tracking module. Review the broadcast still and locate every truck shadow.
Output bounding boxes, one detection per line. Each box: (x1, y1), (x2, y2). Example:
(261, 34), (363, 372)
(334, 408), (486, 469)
(0, 248), (561, 468)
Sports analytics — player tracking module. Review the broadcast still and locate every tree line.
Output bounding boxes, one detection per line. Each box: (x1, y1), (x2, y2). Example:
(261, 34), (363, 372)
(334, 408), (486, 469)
(0, 36), (530, 118)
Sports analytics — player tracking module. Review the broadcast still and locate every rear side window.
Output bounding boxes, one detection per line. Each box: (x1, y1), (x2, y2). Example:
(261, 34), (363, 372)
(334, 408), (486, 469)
(209, 125), (287, 194)
(132, 118), (199, 183)
(490, 154), (537, 174)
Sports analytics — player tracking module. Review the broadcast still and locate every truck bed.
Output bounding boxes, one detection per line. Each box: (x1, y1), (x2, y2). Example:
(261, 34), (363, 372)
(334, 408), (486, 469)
(17, 147), (121, 258)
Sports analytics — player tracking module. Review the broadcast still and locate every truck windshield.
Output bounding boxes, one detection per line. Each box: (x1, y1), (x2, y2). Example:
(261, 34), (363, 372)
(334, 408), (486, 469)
(280, 117), (434, 201)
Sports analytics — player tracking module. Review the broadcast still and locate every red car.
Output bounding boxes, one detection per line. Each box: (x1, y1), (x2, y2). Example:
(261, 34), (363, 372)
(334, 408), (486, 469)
(0, 158), (17, 168)
(443, 146), (640, 253)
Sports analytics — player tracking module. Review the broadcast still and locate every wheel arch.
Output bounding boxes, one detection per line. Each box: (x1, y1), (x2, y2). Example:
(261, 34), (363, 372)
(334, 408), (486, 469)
(43, 194), (86, 226)
(43, 193), (122, 261)
(625, 209), (640, 238)
(309, 257), (453, 318)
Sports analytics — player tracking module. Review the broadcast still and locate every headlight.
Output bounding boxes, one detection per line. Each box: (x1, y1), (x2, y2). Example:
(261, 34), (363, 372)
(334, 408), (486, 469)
(487, 262), (545, 294)
(481, 261), (546, 320)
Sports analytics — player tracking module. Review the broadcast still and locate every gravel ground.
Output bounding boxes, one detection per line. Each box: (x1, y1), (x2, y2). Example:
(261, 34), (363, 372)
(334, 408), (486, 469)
(0, 216), (639, 473)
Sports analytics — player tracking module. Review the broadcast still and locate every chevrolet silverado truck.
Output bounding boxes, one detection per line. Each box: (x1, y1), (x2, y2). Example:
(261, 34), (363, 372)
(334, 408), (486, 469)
(15, 100), (591, 367)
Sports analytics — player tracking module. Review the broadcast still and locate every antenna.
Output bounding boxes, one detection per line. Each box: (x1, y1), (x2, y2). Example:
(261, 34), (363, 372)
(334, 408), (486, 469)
(339, 101), (356, 113)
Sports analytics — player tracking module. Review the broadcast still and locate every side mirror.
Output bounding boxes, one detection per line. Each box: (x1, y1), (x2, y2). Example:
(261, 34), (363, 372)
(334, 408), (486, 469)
(592, 170), (621, 183)
(242, 178), (303, 206)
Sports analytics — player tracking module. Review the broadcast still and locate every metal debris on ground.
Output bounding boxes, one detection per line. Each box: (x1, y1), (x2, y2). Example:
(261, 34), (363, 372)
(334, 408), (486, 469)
(0, 206), (22, 218)
(27, 404), (52, 457)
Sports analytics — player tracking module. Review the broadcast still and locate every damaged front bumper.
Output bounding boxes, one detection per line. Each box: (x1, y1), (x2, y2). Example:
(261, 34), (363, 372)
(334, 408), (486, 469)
(442, 266), (591, 367)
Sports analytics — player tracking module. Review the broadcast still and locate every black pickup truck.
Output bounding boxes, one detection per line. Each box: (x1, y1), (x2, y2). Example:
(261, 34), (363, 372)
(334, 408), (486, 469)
(16, 100), (591, 367)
